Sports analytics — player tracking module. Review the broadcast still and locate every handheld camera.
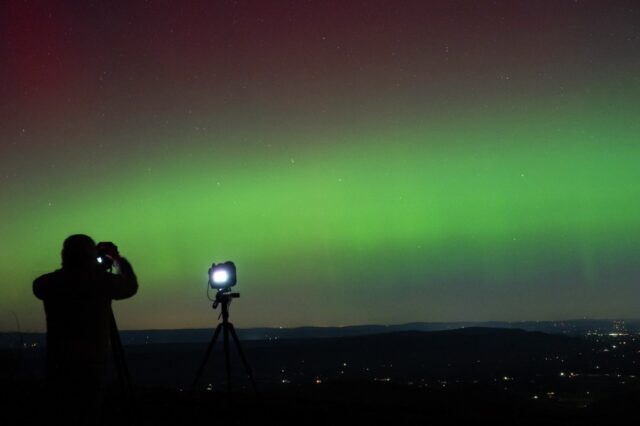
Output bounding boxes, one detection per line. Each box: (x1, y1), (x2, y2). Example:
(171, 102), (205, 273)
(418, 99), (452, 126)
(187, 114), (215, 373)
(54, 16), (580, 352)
(97, 241), (119, 271)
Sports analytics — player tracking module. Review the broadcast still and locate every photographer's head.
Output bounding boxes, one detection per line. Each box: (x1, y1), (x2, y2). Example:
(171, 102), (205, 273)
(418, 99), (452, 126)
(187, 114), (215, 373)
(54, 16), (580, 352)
(61, 234), (97, 270)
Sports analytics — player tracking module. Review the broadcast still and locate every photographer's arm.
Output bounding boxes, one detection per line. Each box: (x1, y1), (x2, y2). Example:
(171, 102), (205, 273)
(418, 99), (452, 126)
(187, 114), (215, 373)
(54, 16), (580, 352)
(33, 276), (47, 300)
(110, 257), (138, 300)
(33, 272), (58, 300)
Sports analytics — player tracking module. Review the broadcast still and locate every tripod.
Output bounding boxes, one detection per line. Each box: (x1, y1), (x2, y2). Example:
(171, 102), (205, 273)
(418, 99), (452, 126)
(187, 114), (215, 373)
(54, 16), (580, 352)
(109, 308), (138, 424)
(191, 289), (258, 395)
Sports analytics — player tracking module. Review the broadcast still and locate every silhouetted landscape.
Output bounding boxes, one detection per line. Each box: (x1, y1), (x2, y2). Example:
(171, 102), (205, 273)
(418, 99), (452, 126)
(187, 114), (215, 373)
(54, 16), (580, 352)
(3, 0), (640, 424)
(3, 321), (640, 424)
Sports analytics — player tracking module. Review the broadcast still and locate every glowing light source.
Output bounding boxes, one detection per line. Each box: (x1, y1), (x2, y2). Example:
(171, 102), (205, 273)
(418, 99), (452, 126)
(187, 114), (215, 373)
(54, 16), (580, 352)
(208, 261), (237, 289)
(212, 269), (229, 285)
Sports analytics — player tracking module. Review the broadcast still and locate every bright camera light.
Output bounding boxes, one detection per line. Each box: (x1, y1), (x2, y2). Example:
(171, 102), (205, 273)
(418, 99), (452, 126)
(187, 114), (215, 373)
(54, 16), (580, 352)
(208, 261), (237, 289)
(212, 269), (229, 284)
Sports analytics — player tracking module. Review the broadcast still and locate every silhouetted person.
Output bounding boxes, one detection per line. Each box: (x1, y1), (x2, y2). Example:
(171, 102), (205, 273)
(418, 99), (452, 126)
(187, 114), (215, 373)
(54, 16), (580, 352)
(33, 234), (138, 424)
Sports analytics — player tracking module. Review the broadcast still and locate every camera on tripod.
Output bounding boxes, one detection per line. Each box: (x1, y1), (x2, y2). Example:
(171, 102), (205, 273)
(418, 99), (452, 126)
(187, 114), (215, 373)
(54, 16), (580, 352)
(193, 259), (257, 395)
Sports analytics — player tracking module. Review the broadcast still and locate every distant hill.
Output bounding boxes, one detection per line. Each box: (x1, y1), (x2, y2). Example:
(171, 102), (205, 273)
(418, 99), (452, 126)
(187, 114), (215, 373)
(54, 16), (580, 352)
(4, 318), (638, 347)
(94, 318), (640, 344)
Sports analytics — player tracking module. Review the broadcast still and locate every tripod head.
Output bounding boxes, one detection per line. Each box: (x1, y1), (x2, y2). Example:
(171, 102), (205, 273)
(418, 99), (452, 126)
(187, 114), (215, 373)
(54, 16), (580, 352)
(212, 288), (240, 309)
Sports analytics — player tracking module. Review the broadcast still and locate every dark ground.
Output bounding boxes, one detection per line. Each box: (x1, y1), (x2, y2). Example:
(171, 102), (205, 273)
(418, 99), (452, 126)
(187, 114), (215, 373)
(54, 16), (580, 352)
(3, 379), (640, 425)
(3, 327), (640, 425)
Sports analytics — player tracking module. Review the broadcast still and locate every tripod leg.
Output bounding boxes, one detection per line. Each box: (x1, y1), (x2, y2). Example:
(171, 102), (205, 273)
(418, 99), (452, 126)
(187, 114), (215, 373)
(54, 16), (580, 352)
(111, 337), (126, 392)
(111, 320), (133, 395)
(223, 323), (232, 394)
(110, 309), (138, 425)
(191, 324), (223, 394)
(111, 329), (127, 396)
(228, 323), (259, 396)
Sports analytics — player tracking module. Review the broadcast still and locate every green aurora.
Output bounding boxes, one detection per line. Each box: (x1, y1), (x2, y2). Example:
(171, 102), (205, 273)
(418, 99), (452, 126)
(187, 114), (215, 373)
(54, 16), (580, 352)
(3, 89), (640, 330)
(1, 1), (639, 331)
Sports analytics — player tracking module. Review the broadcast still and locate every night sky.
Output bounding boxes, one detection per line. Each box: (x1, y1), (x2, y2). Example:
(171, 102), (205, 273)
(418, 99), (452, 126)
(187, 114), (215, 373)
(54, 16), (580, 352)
(1, 1), (639, 331)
